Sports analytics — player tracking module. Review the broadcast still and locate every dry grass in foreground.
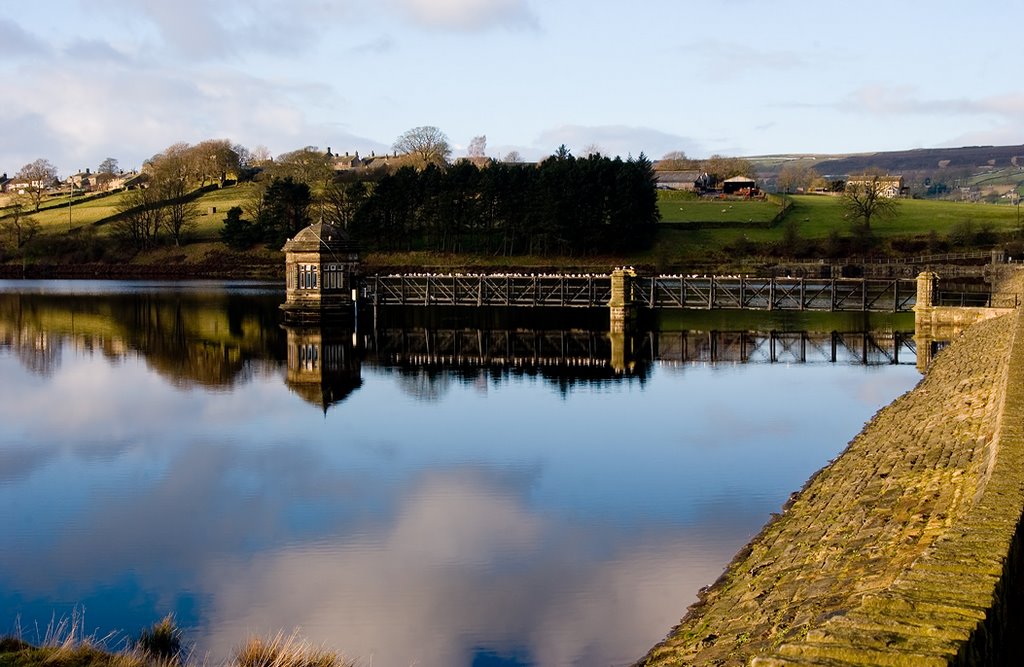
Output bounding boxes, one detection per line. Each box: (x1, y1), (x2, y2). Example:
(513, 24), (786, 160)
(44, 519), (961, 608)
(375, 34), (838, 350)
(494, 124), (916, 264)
(0, 616), (354, 667)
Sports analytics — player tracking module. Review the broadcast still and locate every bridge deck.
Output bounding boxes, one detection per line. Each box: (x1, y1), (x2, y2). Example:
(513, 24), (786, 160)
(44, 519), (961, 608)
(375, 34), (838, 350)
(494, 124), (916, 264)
(364, 274), (918, 312)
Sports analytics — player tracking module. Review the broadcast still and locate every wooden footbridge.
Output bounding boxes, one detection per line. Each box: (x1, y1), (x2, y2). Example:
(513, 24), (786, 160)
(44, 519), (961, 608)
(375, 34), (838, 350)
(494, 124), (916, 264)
(363, 272), (918, 313)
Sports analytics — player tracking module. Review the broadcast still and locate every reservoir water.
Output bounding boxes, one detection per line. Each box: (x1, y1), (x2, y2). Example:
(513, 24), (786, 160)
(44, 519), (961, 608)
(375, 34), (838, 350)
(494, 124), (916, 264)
(0, 281), (922, 666)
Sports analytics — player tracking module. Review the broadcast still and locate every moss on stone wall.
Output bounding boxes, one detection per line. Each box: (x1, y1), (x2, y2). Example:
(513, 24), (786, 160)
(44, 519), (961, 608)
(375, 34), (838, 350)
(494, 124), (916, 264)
(639, 294), (1024, 666)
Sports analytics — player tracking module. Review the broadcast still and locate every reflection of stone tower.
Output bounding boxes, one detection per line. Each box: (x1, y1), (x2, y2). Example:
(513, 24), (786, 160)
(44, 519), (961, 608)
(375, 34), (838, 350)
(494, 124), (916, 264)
(281, 222), (360, 322)
(284, 324), (363, 412)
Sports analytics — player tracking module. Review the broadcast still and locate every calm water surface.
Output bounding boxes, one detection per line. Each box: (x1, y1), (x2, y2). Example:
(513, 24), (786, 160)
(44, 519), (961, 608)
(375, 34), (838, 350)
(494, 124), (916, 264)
(0, 281), (922, 666)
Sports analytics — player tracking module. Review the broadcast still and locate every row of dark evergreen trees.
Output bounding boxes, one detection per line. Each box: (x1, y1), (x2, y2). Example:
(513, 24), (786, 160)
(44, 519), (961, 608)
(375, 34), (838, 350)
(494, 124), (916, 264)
(223, 150), (661, 256)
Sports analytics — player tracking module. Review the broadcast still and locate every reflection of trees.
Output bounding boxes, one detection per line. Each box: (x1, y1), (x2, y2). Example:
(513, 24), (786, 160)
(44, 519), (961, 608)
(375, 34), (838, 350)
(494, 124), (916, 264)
(393, 368), (452, 402)
(10, 331), (62, 377)
(0, 291), (284, 388)
(0, 297), (63, 376)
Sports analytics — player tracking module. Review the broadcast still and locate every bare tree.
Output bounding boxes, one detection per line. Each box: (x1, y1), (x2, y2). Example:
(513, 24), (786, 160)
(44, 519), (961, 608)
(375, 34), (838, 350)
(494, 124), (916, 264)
(582, 143), (603, 158)
(842, 171), (899, 231)
(702, 155), (754, 184)
(467, 135), (487, 158)
(94, 157), (121, 190)
(393, 126), (452, 167)
(137, 144), (203, 246)
(233, 143), (253, 170)
(270, 146), (334, 189)
(151, 148), (200, 245)
(502, 150), (523, 164)
(15, 158), (58, 211)
(112, 181), (164, 250)
(776, 163), (818, 193)
(0, 203), (39, 249)
(249, 145), (272, 167)
(191, 139), (240, 186)
(657, 151), (697, 171)
(97, 157), (120, 175)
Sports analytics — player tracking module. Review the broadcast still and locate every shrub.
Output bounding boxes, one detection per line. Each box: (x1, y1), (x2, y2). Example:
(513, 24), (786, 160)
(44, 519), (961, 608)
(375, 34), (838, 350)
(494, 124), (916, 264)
(137, 615), (183, 662)
(234, 633), (351, 667)
(948, 219), (976, 247)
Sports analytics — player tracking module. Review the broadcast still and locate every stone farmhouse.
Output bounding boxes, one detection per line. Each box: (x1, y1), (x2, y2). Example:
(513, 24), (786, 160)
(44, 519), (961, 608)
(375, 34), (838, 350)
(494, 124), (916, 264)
(846, 174), (906, 198)
(655, 170), (712, 192)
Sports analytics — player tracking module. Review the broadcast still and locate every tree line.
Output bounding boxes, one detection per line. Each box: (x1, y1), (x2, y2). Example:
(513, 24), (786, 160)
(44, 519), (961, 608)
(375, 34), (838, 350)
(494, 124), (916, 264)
(224, 145), (661, 257)
(6, 128), (661, 257)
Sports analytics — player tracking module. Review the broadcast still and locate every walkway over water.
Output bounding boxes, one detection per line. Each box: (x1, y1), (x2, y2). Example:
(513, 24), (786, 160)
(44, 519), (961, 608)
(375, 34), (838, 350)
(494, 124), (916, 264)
(639, 290), (1024, 665)
(364, 274), (919, 312)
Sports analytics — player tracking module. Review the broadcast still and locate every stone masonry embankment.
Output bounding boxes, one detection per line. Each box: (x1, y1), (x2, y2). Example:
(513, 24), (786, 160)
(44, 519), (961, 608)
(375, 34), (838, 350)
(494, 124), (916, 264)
(639, 304), (1024, 666)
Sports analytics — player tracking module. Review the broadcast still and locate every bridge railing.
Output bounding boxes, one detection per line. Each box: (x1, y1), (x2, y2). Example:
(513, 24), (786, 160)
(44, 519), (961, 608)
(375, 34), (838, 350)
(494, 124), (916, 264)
(366, 274), (612, 307)
(934, 290), (1020, 308)
(634, 276), (917, 312)
(364, 274), (920, 312)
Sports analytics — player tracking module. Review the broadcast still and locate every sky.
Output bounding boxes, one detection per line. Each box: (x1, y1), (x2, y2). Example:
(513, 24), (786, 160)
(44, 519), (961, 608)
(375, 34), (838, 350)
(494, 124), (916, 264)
(2, 0), (1022, 177)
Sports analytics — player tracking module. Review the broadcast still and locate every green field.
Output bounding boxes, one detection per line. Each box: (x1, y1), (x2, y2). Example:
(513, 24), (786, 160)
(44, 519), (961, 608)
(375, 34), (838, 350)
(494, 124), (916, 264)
(781, 195), (1019, 238)
(28, 192), (126, 230)
(12, 184), (256, 238)
(657, 190), (782, 224)
(6, 188), (1024, 275)
(637, 194), (1024, 268)
(189, 183), (257, 238)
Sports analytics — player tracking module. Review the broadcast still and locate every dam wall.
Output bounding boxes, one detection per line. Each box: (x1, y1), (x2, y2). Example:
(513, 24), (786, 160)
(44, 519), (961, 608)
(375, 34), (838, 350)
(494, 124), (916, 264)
(640, 293), (1024, 665)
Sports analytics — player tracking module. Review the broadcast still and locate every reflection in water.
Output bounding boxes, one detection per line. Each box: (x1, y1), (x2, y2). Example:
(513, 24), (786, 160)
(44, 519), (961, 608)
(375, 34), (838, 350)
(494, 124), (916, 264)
(0, 282), (922, 666)
(0, 289), (919, 409)
(0, 285), (285, 388)
(285, 327), (362, 411)
(198, 467), (745, 667)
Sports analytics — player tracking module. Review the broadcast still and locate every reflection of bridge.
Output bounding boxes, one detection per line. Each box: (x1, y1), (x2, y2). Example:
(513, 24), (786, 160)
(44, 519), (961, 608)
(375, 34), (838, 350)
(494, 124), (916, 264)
(648, 330), (916, 366)
(367, 328), (616, 368)
(364, 274), (918, 312)
(360, 327), (917, 368)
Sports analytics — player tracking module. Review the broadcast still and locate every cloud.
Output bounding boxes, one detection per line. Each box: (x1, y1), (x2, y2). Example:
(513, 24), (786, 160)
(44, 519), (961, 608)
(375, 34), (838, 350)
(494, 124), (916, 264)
(0, 53), (380, 171)
(678, 39), (808, 80)
(195, 468), (736, 665)
(0, 446), (52, 483)
(389, 0), (538, 31)
(841, 85), (1024, 121)
(941, 124), (1024, 149)
(117, 0), (235, 60)
(346, 34), (395, 55)
(107, 0), (330, 61)
(0, 18), (48, 58)
(533, 124), (703, 160)
(63, 39), (128, 62)
(0, 436), (742, 666)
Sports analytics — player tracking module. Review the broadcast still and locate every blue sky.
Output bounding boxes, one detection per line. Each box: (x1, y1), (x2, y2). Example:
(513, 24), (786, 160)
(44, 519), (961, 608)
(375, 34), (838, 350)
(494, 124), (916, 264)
(2, 0), (1022, 177)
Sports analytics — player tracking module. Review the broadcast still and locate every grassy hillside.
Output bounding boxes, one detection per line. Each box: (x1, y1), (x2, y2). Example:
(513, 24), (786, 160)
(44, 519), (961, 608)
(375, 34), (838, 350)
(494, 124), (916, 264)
(3, 187), (1023, 277)
(657, 191), (782, 225)
(6, 184), (256, 237)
